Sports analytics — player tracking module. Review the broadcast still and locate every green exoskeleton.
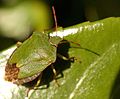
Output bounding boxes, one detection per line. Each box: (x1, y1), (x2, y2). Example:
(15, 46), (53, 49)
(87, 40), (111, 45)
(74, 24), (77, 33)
(4, 31), (63, 85)
(4, 5), (64, 86)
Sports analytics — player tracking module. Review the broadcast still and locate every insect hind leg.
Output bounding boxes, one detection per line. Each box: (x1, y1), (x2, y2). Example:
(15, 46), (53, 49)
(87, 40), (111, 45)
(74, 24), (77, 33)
(26, 72), (43, 97)
(51, 64), (60, 87)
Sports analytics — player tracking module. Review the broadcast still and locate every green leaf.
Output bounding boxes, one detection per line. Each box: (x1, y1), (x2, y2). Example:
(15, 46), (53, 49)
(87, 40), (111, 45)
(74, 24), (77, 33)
(0, 17), (120, 99)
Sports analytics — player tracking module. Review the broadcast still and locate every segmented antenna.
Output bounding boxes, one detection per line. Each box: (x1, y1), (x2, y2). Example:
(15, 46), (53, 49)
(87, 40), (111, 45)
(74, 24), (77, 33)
(52, 6), (58, 31)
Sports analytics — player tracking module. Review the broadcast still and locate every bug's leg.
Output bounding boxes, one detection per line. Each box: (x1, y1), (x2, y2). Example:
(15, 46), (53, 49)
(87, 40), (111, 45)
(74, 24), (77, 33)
(57, 53), (76, 62)
(26, 73), (43, 97)
(16, 41), (22, 47)
(34, 72), (43, 89)
(51, 64), (60, 87)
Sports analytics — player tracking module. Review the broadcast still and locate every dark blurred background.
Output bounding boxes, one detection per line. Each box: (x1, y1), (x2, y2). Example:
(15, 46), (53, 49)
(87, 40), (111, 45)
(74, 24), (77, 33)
(0, 0), (120, 51)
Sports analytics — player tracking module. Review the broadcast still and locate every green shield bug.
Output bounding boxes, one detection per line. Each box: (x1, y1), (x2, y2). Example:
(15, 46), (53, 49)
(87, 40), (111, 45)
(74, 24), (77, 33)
(4, 31), (63, 85)
(4, 5), (64, 85)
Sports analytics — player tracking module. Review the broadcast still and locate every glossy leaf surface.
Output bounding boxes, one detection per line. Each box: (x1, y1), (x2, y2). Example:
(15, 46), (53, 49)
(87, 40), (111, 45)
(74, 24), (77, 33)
(0, 17), (120, 99)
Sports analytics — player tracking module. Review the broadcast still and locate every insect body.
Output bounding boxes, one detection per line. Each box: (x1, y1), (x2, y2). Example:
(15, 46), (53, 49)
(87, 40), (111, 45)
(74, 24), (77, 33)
(4, 31), (62, 85)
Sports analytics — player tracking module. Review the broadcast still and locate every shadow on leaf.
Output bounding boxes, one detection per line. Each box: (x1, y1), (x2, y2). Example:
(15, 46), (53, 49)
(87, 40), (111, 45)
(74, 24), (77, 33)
(110, 68), (120, 99)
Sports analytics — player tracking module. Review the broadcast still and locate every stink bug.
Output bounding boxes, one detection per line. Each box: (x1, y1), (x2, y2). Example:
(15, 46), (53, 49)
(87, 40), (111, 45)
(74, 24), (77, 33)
(4, 5), (65, 87)
(4, 31), (62, 85)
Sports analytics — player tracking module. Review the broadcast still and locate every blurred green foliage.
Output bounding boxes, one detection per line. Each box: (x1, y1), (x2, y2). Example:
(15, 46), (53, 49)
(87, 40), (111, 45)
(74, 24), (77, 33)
(2, 17), (120, 99)
(0, 0), (53, 50)
(0, 0), (120, 51)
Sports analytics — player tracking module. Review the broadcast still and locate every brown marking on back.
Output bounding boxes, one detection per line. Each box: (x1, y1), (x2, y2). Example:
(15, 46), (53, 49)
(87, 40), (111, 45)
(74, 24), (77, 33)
(4, 63), (19, 82)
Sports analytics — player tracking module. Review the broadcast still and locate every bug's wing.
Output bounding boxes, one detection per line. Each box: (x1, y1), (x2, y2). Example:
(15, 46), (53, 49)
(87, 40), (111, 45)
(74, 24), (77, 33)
(7, 32), (57, 79)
